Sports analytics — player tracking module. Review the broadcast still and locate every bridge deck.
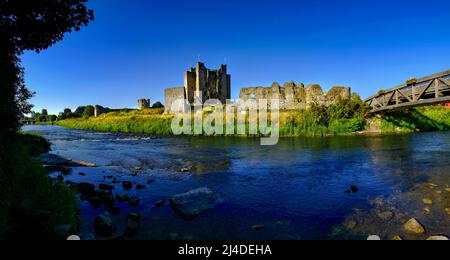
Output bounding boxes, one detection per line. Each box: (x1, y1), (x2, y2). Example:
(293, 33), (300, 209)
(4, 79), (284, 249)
(365, 70), (450, 112)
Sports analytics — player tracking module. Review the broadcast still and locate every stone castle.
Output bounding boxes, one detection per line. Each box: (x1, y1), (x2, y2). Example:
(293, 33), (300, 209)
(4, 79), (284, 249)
(137, 99), (150, 110)
(239, 82), (351, 110)
(165, 62), (231, 113)
(164, 62), (351, 112)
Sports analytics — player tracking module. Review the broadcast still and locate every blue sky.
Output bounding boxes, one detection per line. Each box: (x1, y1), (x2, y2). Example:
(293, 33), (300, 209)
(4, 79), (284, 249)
(22, 0), (450, 114)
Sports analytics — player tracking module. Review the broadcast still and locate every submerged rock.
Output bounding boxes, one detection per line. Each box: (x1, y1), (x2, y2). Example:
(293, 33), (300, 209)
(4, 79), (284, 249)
(77, 183), (96, 197)
(136, 184), (146, 190)
(170, 187), (222, 220)
(126, 213), (141, 238)
(99, 184), (114, 191)
(422, 199), (433, 205)
(404, 218), (425, 234)
(94, 215), (113, 237)
(377, 211), (394, 221)
(128, 197), (140, 207)
(122, 181), (133, 190)
(346, 185), (360, 194)
(88, 197), (102, 209)
(252, 225), (265, 231)
(155, 199), (166, 208)
(115, 192), (130, 203)
(107, 206), (121, 215)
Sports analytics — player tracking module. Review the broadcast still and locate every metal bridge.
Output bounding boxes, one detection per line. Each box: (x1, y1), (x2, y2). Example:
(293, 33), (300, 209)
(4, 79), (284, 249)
(365, 70), (450, 112)
(19, 119), (36, 125)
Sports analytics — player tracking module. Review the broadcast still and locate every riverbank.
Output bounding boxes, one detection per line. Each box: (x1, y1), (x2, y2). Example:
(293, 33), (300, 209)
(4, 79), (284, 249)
(55, 104), (450, 137)
(0, 132), (79, 239)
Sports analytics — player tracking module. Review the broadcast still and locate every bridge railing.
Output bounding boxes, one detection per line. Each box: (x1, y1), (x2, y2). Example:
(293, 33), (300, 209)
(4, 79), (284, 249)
(365, 70), (450, 112)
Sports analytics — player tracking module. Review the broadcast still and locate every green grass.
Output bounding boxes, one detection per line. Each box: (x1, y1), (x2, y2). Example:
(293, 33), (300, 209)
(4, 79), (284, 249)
(381, 106), (450, 133)
(56, 105), (450, 138)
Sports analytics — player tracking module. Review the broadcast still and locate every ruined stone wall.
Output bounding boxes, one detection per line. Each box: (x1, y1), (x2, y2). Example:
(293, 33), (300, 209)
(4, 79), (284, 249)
(184, 71), (196, 104)
(239, 82), (351, 110)
(164, 87), (186, 113)
(137, 99), (150, 110)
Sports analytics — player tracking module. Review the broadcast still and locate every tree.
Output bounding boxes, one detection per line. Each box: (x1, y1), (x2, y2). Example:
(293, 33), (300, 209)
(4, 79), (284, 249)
(152, 102), (165, 109)
(0, 0), (94, 239)
(82, 106), (95, 118)
(41, 109), (48, 116)
(0, 0), (94, 132)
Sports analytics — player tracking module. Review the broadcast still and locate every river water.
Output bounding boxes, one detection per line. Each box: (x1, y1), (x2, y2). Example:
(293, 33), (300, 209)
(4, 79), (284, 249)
(23, 125), (450, 240)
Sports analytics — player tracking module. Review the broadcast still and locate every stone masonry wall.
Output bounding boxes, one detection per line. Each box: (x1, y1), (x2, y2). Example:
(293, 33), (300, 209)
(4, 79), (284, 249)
(240, 82), (351, 110)
(164, 87), (186, 113)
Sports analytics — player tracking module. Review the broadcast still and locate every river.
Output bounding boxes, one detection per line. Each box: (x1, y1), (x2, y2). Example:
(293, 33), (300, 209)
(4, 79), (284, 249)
(22, 125), (450, 240)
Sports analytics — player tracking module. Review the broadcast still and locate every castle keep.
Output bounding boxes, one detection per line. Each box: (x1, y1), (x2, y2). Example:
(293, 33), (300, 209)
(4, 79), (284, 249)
(239, 82), (351, 110)
(164, 62), (352, 112)
(165, 62), (231, 112)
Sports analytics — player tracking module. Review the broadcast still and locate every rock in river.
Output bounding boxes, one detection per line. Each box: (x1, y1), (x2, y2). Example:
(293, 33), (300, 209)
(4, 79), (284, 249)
(38, 153), (96, 167)
(88, 197), (102, 209)
(426, 236), (449, 241)
(122, 181), (133, 190)
(126, 213), (141, 238)
(136, 184), (146, 190)
(94, 214), (113, 237)
(404, 218), (425, 234)
(155, 198), (166, 208)
(77, 183), (96, 197)
(115, 192), (130, 203)
(99, 184), (115, 191)
(128, 197), (140, 207)
(170, 187), (223, 220)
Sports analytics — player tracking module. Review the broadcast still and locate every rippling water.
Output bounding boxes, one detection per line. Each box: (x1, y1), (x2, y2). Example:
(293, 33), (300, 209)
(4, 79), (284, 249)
(23, 125), (450, 240)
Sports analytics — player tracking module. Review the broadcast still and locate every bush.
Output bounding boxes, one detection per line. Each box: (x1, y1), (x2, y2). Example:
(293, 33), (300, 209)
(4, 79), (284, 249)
(152, 102), (164, 109)
(0, 133), (79, 239)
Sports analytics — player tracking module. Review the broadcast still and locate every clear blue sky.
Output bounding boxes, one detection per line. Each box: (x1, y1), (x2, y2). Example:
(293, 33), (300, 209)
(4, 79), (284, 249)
(22, 0), (450, 114)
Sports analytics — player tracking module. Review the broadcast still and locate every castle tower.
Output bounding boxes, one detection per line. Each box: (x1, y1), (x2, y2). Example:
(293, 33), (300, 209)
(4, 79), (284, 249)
(137, 99), (150, 110)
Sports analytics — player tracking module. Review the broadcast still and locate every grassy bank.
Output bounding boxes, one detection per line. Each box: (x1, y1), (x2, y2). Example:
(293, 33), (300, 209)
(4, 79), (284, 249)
(0, 132), (79, 239)
(55, 102), (450, 137)
(380, 106), (450, 133)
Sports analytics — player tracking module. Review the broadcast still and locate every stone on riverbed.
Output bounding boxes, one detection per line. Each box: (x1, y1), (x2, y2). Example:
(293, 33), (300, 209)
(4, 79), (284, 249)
(252, 225), (265, 231)
(136, 184), (146, 190)
(115, 192), (130, 203)
(404, 218), (425, 234)
(38, 153), (96, 167)
(422, 199), (433, 205)
(122, 181), (133, 190)
(155, 198), (166, 208)
(170, 187), (223, 220)
(99, 184), (114, 191)
(377, 211), (394, 221)
(126, 213), (141, 238)
(94, 215), (113, 237)
(88, 197), (102, 209)
(77, 183), (96, 197)
(426, 236), (449, 241)
(128, 197), (140, 207)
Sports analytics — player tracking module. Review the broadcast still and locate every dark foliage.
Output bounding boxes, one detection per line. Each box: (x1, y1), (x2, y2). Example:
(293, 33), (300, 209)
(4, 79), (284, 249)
(0, 0), (93, 239)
